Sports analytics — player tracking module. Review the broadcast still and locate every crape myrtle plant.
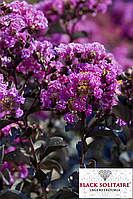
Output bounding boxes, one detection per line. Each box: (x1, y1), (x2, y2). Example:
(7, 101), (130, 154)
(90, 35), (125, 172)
(0, 0), (132, 199)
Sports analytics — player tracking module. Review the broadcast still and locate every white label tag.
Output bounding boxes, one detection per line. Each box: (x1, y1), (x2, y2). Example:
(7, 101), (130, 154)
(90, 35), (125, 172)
(79, 168), (132, 198)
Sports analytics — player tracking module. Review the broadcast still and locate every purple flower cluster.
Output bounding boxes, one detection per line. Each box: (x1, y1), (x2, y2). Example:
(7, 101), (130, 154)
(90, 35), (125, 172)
(33, 0), (63, 22)
(112, 45), (133, 71)
(0, 1), (53, 83)
(112, 0), (133, 39)
(85, 0), (112, 15)
(0, 74), (25, 118)
(1, 123), (28, 144)
(0, 1), (48, 55)
(0, 1), (48, 33)
(0, 146), (28, 185)
(40, 42), (120, 123)
(33, 0), (112, 23)
(17, 39), (53, 83)
(73, 15), (105, 44)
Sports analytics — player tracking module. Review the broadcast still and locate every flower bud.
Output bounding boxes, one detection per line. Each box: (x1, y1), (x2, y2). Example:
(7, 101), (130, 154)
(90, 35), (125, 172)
(42, 79), (49, 87)
(4, 6), (12, 14)
(25, 42), (30, 48)
(88, 50), (96, 59)
(75, 52), (81, 58)
(51, 74), (57, 81)
(60, 66), (68, 75)
(0, 1), (7, 11)
(65, 55), (72, 65)
(10, 29), (16, 36)
(121, 72), (128, 81)
(125, 68), (133, 79)
(28, 25), (35, 34)
(116, 74), (122, 80)
(33, 50), (40, 60)
(45, 188), (50, 194)
(105, 57), (111, 63)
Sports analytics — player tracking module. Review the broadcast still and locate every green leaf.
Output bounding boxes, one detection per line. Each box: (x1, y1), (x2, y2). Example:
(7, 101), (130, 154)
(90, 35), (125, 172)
(3, 150), (30, 165)
(35, 169), (47, 184)
(126, 139), (133, 151)
(72, 31), (88, 40)
(86, 114), (97, 130)
(2, 168), (10, 185)
(119, 151), (133, 167)
(40, 158), (63, 174)
(11, 179), (23, 190)
(114, 95), (125, 105)
(0, 189), (28, 199)
(8, 127), (22, 144)
(50, 189), (79, 199)
(65, 122), (74, 132)
(72, 119), (84, 132)
(51, 168), (61, 181)
(48, 23), (66, 34)
(112, 104), (132, 123)
(14, 54), (23, 68)
(26, 103), (50, 116)
(0, 119), (14, 130)
(24, 88), (39, 98)
(34, 140), (45, 150)
(0, 145), (4, 164)
(68, 171), (79, 190)
(125, 99), (133, 109)
(38, 137), (67, 161)
(27, 167), (36, 177)
(122, 125), (130, 142)
(21, 127), (32, 139)
(65, 119), (84, 132)
(87, 129), (118, 139)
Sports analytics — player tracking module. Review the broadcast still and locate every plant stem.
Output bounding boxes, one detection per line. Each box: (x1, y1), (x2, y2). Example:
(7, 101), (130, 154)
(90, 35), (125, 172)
(41, 184), (47, 199)
(11, 63), (18, 89)
(28, 137), (39, 171)
(130, 109), (133, 139)
(0, 172), (3, 191)
(85, 120), (98, 139)
(24, 116), (39, 171)
(21, 78), (28, 96)
(26, 85), (41, 116)
(80, 112), (85, 168)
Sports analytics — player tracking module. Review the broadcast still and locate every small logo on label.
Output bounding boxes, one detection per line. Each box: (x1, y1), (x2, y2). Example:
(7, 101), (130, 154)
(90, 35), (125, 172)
(79, 168), (132, 198)
(98, 170), (112, 181)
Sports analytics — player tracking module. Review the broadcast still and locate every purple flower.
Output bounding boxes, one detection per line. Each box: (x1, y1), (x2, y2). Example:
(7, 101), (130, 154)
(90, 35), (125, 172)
(86, 0), (112, 15)
(112, 0), (133, 39)
(85, 104), (92, 117)
(10, 1), (48, 30)
(1, 123), (17, 136)
(64, 113), (75, 124)
(56, 99), (66, 110)
(8, 14), (26, 32)
(70, 0), (80, 7)
(40, 89), (52, 110)
(17, 40), (53, 80)
(33, 0), (63, 22)
(115, 118), (126, 127)
(40, 42), (121, 122)
(94, 88), (103, 99)
(1, 147), (28, 185)
(0, 74), (25, 118)
(18, 163), (28, 179)
(74, 97), (86, 112)
(13, 107), (23, 118)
